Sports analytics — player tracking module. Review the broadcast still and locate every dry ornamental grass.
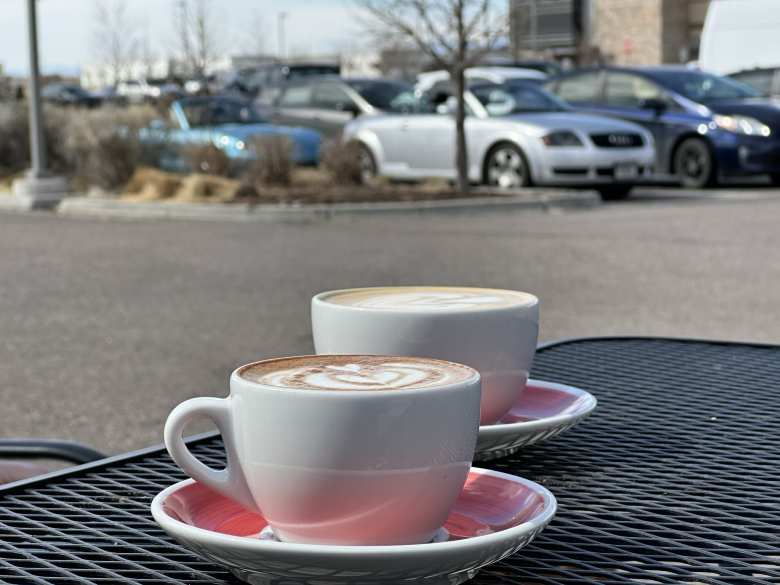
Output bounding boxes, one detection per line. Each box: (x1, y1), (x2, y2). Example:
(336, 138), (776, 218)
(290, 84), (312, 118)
(245, 136), (293, 186)
(321, 140), (364, 186)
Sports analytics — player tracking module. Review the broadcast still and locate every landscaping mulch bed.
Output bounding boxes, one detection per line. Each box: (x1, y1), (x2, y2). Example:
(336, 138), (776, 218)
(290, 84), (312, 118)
(119, 168), (515, 206)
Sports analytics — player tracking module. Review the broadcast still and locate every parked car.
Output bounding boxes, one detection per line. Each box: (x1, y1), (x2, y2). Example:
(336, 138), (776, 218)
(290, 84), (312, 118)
(416, 67), (547, 98)
(41, 84), (101, 108)
(116, 79), (182, 104)
(729, 67), (780, 99)
(91, 86), (128, 106)
(508, 60), (563, 77)
(116, 80), (148, 104)
(224, 62), (341, 98)
(139, 96), (322, 171)
(546, 66), (780, 187)
(344, 81), (654, 200)
(146, 78), (184, 101)
(480, 58), (564, 77)
(263, 77), (417, 138)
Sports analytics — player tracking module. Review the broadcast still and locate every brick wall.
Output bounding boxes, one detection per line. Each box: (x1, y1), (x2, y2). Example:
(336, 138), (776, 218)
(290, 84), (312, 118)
(591, 0), (709, 65)
(592, 0), (664, 65)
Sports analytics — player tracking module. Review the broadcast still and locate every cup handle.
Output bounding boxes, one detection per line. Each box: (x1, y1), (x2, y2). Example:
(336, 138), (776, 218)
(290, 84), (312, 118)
(164, 397), (257, 512)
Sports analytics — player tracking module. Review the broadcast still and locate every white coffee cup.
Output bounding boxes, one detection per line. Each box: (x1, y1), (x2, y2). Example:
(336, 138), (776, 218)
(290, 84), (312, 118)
(164, 354), (481, 546)
(312, 287), (539, 425)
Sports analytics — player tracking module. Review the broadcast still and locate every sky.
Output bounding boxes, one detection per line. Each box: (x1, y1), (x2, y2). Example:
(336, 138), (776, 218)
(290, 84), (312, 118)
(0, 0), (360, 76)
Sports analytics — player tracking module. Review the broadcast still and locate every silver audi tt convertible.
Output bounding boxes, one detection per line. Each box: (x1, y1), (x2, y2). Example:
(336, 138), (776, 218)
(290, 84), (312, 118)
(343, 81), (655, 199)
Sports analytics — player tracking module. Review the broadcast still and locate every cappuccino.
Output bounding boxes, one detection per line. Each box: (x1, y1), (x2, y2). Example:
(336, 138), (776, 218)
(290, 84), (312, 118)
(240, 355), (475, 391)
(312, 286), (539, 424)
(165, 352), (481, 545)
(323, 286), (536, 312)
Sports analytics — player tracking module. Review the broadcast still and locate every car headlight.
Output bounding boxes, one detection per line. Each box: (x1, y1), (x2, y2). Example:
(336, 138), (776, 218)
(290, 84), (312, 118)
(235, 140), (246, 150)
(714, 114), (771, 137)
(542, 131), (584, 147)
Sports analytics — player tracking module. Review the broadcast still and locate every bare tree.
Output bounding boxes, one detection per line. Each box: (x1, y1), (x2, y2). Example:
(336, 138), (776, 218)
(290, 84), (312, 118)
(358, 0), (507, 192)
(140, 20), (156, 80)
(174, 0), (221, 78)
(245, 11), (268, 56)
(92, 0), (138, 87)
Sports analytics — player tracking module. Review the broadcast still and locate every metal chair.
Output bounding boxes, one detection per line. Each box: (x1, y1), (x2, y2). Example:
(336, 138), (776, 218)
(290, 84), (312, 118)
(0, 439), (106, 484)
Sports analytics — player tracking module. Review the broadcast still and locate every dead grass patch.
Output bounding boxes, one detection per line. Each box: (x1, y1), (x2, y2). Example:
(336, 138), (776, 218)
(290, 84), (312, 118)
(117, 167), (511, 205)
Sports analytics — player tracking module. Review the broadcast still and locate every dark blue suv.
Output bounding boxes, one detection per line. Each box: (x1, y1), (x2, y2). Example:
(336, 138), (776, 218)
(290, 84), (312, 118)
(546, 66), (780, 187)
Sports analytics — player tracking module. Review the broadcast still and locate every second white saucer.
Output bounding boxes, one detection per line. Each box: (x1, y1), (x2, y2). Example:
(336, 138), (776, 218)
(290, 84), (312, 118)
(476, 379), (597, 461)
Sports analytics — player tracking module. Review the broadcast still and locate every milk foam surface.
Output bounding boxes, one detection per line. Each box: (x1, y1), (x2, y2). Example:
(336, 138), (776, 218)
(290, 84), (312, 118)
(240, 355), (474, 391)
(324, 287), (536, 312)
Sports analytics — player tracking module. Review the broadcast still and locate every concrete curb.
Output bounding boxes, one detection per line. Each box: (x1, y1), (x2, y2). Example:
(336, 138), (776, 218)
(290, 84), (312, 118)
(54, 189), (600, 222)
(0, 193), (60, 212)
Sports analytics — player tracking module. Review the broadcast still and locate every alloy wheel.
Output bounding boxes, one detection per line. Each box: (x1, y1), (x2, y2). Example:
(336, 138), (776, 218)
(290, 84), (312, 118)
(675, 139), (714, 188)
(487, 145), (527, 189)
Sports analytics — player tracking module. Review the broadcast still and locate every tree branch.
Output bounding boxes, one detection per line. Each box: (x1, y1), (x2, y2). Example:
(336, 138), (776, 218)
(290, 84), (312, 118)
(358, 0), (453, 68)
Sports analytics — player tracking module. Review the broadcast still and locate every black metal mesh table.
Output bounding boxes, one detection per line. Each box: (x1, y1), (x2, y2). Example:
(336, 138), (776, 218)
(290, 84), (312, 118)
(1, 337), (778, 584)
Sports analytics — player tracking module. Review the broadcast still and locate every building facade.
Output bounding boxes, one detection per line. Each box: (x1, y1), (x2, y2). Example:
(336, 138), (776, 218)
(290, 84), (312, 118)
(510, 0), (711, 66)
(510, 0), (590, 62)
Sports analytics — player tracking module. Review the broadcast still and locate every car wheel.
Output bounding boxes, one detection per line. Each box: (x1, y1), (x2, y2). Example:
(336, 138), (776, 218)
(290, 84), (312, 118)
(484, 143), (530, 189)
(598, 185), (633, 201)
(674, 138), (715, 188)
(358, 144), (378, 184)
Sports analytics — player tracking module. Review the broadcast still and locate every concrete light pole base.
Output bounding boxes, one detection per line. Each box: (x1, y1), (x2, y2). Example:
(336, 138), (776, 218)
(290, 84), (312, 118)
(11, 174), (70, 209)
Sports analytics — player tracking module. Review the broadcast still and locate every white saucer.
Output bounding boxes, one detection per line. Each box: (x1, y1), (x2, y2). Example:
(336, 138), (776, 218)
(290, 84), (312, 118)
(477, 379), (597, 461)
(151, 467), (557, 585)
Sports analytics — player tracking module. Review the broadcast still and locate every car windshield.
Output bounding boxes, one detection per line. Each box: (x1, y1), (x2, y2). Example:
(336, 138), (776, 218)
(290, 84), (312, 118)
(287, 65), (340, 79)
(472, 84), (568, 115)
(180, 99), (266, 127)
(345, 80), (418, 112)
(64, 86), (88, 96)
(652, 70), (759, 103)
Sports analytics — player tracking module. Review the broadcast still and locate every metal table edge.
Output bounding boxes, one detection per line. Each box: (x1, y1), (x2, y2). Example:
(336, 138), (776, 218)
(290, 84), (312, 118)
(2, 334), (777, 495)
(0, 430), (220, 494)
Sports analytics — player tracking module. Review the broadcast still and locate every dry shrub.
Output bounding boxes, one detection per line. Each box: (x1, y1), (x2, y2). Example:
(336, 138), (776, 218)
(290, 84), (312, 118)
(125, 167), (182, 200)
(184, 144), (231, 176)
(321, 139), (363, 186)
(233, 182), (260, 200)
(175, 174), (240, 202)
(0, 104), (31, 176)
(122, 167), (246, 203)
(60, 105), (158, 190)
(245, 136), (292, 186)
(0, 104), (70, 177)
(291, 166), (332, 186)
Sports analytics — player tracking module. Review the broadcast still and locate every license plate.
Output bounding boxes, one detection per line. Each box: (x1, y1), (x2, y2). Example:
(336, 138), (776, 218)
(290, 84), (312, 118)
(614, 163), (639, 180)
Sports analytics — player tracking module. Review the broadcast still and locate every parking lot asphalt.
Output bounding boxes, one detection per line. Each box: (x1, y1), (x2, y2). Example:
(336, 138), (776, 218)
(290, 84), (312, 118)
(1, 186), (779, 454)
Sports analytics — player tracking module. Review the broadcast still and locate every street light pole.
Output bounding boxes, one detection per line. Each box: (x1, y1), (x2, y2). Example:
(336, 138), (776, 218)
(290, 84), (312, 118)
(12, 0), (68, 207)
(26, 0), (46, 178)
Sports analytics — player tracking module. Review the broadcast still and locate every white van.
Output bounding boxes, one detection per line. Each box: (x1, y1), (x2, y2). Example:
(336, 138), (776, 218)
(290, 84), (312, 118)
(700, 0), (780, 74)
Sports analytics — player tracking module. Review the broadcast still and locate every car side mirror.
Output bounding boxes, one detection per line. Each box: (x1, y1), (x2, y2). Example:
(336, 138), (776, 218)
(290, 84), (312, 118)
(338, 102), (360, 117)
(442, 95), (459, 115)
(640, 98), (668, 115)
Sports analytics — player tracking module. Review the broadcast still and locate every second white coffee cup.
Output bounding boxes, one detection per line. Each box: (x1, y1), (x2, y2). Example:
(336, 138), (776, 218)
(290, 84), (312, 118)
(312, 286), (539, 424)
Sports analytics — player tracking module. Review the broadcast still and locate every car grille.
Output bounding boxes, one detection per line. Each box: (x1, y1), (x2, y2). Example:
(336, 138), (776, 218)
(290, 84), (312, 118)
(590, 133), (644, 148)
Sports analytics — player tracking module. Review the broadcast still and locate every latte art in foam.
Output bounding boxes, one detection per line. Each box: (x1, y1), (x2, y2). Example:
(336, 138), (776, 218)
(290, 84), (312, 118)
(324, 287), (536, 312)
(240, 355), (475, 391)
